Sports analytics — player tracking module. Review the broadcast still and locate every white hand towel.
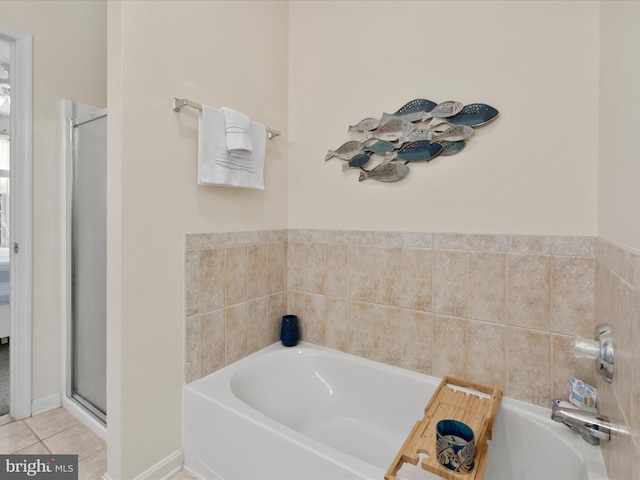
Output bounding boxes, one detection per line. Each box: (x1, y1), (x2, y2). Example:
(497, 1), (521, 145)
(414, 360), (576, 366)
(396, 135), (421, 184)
(198, 105), (266, 189)
(220, 106), (253, 154)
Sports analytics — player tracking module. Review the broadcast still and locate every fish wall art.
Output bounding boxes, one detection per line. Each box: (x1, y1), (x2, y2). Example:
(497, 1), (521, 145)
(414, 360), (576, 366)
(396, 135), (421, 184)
(325, 99), (499, 182)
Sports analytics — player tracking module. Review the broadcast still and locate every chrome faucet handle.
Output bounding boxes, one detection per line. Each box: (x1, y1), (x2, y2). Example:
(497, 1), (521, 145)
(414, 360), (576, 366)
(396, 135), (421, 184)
(570, 324), (615, 383)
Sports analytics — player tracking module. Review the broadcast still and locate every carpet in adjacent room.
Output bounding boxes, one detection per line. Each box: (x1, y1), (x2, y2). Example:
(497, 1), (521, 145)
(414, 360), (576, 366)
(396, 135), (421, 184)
(0, 341), (9, 416)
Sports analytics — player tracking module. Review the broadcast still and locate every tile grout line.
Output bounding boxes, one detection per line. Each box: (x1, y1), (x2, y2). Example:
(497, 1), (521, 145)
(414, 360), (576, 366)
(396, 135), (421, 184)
(14, 418), (48, 454)
(32, 421), (82, 443)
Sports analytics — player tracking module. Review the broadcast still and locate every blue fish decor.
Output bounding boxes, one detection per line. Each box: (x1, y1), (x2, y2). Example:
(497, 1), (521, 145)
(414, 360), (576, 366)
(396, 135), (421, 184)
(342, 153), (371, 171)
(385, 140), (443, 162)
(379, 98), (438, 124)
(325, 98), (499, 183)
(362, 140), (396, 155)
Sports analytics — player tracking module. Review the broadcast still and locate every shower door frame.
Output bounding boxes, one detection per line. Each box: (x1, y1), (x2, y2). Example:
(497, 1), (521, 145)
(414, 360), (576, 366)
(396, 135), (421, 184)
(69, 108), (107, 424)
(61, 100), (107, 438)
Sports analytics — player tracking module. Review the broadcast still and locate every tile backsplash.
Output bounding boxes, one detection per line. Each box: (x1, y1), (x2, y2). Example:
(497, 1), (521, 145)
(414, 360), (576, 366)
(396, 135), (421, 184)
(285, 230), (596, 408)
(184, 229), (638, 478)
(185, 229), (596, 404)
(184, 230), (288, 382)
(594, 238), (640, 479)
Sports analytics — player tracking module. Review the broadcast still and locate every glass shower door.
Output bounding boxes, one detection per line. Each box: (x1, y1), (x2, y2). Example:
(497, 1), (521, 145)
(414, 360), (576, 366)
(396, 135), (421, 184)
(71, 109), (107, 423)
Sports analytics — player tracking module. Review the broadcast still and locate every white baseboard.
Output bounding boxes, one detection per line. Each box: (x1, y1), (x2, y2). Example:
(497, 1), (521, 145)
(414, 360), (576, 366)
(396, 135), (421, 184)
(62, 396), (107, 442)
(132, 449), (183, 480)
(31, 392), (62, 416)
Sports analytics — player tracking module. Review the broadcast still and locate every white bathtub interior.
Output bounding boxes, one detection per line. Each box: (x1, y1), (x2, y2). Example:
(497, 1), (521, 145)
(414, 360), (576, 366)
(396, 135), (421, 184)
(183, 342), (607, 480)
(229, 346), (434, 469)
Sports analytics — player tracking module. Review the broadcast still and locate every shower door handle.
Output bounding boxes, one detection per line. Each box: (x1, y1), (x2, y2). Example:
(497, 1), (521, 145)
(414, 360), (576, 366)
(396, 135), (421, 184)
(13, 242), (18, 254)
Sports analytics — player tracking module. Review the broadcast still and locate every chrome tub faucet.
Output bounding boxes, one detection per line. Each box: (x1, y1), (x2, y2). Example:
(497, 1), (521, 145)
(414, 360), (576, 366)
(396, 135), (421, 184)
(551, 402), (625, 442)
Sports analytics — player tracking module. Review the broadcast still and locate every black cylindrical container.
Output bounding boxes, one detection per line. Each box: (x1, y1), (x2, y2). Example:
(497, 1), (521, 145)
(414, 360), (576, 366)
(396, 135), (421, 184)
(280, 314), (299, 347)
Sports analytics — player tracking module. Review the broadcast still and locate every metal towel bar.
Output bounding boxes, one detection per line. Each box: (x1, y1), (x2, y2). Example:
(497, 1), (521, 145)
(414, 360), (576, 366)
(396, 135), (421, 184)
(172, 97), (281, 139)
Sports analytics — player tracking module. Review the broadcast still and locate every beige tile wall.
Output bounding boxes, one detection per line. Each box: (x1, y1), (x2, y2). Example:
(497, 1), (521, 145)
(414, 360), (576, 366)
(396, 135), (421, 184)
(285, 230), (596, 408)
(184, 229), (597, 409)
(594, 238), (640, 480)
(184, 231), (288, 383)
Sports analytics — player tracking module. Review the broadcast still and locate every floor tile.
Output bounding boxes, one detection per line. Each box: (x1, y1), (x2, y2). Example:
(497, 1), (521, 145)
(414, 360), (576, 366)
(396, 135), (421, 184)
(3, 408), (195, 480)
(78, 448), (107, 480)
(15, 442), (50, 454)
(43, 424), (105, 460)
(0, 414), (14, 427)
(169, 471), (198, 480)
(0, 420), (39, 453)
(24, 407), (79, 440)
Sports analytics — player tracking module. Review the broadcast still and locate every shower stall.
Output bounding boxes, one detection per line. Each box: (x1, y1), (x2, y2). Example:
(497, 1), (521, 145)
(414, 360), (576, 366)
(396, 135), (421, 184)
(62, 100), (107, 427)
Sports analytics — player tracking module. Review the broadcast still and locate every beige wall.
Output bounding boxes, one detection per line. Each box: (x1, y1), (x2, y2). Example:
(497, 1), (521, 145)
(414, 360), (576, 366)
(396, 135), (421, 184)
(598, 1), (640, 252)
(121, 1), (604, 477)
(0, 1), (106, 400)
(109, 1), (288, 477)
(596, 2), (640, 478)
(289, 1), (599, 236)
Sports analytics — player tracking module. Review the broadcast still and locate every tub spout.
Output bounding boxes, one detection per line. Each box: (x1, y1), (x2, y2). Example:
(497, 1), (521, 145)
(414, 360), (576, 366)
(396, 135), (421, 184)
(551, 404), (616, 441)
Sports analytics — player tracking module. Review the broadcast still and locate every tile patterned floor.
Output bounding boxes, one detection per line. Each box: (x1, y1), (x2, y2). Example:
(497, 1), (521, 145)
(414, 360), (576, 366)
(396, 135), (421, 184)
(0, 408), (196, 480)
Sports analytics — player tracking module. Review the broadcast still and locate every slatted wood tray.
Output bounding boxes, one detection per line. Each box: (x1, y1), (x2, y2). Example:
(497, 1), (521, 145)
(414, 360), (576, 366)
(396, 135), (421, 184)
(385, 377), (502, 480)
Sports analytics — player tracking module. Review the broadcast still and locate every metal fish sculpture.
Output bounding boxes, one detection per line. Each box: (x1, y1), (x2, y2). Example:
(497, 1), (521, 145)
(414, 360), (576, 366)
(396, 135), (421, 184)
(420, 101), (464, 122)
(379, 98), (438, 124)
(362, 140), (396, 154)
(439, 140), (466, 156)
(430, 125), (474, 144)
(359, 161), (409, 182)
(362, 118), (416, 142)
(445, 103), (499, 127)
(397, 129), (431, 145)
(385, 140), (443, 162)
(426, 117), (451, 129)
(342, 153), (371, 171)
(348, 117), (380, 133)
(325, 140), (362, 161)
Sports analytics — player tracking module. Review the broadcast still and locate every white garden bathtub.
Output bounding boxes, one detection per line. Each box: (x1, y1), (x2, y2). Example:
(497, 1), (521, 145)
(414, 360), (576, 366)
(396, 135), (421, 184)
(183, 342), (608, 480)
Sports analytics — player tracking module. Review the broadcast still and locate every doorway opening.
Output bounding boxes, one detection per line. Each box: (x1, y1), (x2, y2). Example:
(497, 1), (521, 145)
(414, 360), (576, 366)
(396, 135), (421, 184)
(0, 24), (32, 422)
(0, 45), (10, 416)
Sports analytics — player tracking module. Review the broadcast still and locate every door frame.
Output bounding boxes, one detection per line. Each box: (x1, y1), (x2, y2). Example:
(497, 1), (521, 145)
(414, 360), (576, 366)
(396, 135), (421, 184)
(0, 23), (33, 420)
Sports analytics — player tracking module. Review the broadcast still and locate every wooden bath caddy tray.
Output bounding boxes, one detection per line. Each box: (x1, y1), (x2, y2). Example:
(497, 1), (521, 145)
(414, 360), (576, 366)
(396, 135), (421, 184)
(385, 377), (502, 480)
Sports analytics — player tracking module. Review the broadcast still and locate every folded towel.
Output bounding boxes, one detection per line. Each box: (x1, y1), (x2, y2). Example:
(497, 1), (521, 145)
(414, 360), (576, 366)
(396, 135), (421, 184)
(198, 105), (266, 189)
(220, 106), (253, 154)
